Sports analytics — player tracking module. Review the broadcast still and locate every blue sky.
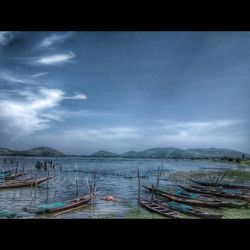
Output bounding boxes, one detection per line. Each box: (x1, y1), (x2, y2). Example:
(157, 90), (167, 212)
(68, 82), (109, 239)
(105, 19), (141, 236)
(0, 31), (249, 154)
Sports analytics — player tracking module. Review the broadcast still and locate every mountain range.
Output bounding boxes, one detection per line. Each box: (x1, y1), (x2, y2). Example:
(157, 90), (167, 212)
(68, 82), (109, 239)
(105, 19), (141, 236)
(0, 147), (65, 157)
(0, 147), (249, 159)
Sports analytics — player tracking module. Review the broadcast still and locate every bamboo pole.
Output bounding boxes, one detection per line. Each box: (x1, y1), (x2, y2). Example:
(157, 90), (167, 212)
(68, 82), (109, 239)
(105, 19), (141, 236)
(75, 177), (79, 198)
(93, 169), (97, 194)
(218, 170), (229, 184)
(137, 166), (141, 202)
(208, 171), (211, 186)
(156, 166), (160, 187)
(86, 177), (91, 195)
(151, 185), (154, 201)
(216, 169), (222, 184)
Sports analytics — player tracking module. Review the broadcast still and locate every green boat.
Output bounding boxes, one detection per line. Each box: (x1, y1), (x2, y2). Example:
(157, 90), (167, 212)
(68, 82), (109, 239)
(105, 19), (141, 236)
(0, 209), (16, 218)
(143, 185), (248, 208)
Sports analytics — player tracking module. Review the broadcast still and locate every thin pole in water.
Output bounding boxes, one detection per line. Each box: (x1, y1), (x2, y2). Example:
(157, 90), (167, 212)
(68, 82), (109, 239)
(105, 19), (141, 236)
(86, 176), (91, 195)
(93, 169), (97, 194)
(137, 166), (141, 202)
(75, 177), (79, 198)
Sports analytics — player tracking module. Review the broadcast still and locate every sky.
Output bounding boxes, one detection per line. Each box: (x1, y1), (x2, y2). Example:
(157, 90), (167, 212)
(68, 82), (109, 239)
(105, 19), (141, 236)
(0, 31), (249, 154)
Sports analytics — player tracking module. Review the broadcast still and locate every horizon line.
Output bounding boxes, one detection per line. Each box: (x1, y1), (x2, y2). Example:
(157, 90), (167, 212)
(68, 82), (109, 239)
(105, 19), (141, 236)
(0, 146), (249, 155)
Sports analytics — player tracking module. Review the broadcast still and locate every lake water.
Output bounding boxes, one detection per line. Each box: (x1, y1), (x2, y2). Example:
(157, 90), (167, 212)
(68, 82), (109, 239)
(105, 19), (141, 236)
(0, 157), (245, 219)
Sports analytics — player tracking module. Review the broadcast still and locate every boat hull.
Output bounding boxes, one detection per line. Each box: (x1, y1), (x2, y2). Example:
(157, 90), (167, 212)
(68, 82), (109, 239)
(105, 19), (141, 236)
(143, 185), (248, 208)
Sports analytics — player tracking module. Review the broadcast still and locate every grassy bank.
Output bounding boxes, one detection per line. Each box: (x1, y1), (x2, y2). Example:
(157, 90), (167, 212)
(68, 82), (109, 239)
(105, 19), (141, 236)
(130, 167), (250, 219)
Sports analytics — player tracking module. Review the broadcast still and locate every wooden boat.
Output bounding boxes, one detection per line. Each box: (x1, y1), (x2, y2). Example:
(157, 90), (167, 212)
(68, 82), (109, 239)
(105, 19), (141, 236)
(0, 172), (13, 178)
(139, 198), (182, 219)
(142, 185), (248, 208)
(189, 179), (250, 190)
(0, 176), (53, 189)
(178, 184), (250, 202)
(1, 172), (30, 181)
(0, 209), (16, 218)
(0, 169), (15, 174)
(153, 199), (222, 219)
(23, 193), (97, 215)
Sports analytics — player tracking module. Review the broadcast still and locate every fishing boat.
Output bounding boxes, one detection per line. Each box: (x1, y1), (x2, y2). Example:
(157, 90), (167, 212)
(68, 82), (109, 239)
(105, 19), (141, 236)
(0, 169), (15, 174)
(142, 185), (248, 208)
(0, 209), (16, 218)
(139, 198), (182, 219)
(23, 193), (97, 215)
(0, 172), (13, 178)
(0, 176), (53, 189)
(178, 184), (250, 202)
(154, 199), (222, 219)
(189, 179), (250, 190)
(0, 172), (30, 181)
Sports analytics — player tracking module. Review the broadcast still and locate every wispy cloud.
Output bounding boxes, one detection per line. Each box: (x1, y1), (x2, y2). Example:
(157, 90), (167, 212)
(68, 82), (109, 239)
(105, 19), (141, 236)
(64, 127), (140, 141)
(151, 119), (246, 148)
(159, 119), (240, 135)
(35, 52), (75, 65)
(159, 119), (239, 133)
(0, 70), (34, 84)
(31, 72), (48, 78)
(43, 109), (112, 120)
(64, 93), (87, 100)
(0, 32), (14, 46)
(38, 32), (73, 48)
(0, 87), (87, 139)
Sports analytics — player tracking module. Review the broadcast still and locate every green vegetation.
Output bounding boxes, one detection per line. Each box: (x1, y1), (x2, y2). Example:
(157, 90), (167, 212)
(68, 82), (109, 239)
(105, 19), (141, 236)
(240, 160), (250, 167)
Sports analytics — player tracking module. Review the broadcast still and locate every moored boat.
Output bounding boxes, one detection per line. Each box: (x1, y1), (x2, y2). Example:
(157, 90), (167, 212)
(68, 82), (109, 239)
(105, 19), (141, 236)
(23, 193), (97, 215)
(0, 209), (16, 218)
(154, 199), (222, 219)
(178, 184), (250, 202)
(189, 179), (250, 190)
(139, 198), (182, 219)
(0, 176), (53, 189)
(142, 185), (248, 208)
(1, 172), (30, 181)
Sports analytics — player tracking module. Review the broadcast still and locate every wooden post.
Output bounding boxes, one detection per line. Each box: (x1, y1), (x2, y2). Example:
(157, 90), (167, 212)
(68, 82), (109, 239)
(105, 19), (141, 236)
(15, 164), (18, 176)
(216, 169), (221, 184)
(208, 171), (211, 186)
(151, 185), (155, 201)
(93, 170), (97, 194)
(219, 170), (229, 184)
(75, 177), (79, 198)
(137, 166), (141, 202)
(86, 176), (91, 195)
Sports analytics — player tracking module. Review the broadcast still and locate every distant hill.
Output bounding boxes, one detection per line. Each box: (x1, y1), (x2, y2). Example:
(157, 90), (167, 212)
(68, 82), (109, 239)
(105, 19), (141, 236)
(91, 150), (120, 157)
(184, 148), (248, 159)
(0, 147), (65, 157)
(0, 146), (249, 159)
(121, 151), (138, 157)
(119, 147), (250, 159)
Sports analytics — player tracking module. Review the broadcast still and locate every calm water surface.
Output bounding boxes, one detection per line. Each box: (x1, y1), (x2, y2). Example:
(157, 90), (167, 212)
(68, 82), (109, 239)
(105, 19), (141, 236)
(0, 157), (245, 218)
